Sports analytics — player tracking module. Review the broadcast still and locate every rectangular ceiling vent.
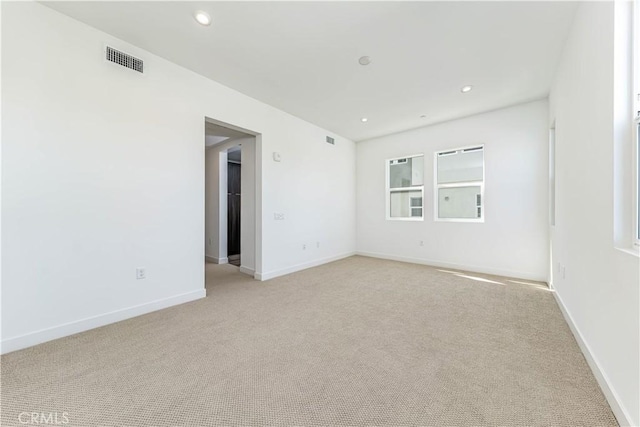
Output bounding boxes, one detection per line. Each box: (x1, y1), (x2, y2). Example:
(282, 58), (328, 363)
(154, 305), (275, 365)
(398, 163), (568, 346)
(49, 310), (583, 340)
(106, 46), (144, 73)
(326, 136), (335, 145)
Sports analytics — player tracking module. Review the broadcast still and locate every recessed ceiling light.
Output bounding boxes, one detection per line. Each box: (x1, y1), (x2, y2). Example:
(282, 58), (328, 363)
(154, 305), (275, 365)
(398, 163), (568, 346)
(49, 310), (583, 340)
(361, 117), (368, 123)
(461, 85), (473, 93)
(194, 11), (212, 26)
(420, 115), (427, 119)
(358, 56), (371, 66)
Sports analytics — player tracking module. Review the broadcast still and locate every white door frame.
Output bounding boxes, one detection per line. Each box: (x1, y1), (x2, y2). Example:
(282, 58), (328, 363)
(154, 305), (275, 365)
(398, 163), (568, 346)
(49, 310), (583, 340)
(204, 117), (262, 278)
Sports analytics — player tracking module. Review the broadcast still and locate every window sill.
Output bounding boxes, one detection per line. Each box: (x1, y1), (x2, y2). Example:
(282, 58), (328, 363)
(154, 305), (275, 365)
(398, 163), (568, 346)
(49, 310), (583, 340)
(435, 218), (485, 223)
(615, 246), (640, 258)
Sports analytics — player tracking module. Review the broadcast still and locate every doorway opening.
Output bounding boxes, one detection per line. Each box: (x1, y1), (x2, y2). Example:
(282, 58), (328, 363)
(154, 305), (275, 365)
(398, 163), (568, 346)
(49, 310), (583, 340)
(204, 118), (260, 278)
(227, 146), (242, 266)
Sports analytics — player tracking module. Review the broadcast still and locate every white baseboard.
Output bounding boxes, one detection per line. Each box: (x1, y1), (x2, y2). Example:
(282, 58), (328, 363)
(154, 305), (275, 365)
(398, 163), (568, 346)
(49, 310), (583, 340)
(239, 266), (255, 276)
(255, 252), (356, 281)
(552, 289), (634, 427)
(1, 289), (206, 355)
(205, 255), (228, 264)
(356, 251), (546, 282)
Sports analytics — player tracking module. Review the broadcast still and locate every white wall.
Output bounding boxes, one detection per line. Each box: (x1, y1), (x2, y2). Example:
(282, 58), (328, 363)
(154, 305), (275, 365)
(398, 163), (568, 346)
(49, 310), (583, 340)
(357, 100), (549, 281)
(1, 2), (356, 353)
(239, 138), (257, 274)
(548, 2), (639, 425)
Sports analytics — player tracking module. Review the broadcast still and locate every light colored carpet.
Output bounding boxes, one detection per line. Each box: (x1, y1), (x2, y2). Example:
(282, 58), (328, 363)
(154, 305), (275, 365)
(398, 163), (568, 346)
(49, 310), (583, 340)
(1, 256), (617, 426)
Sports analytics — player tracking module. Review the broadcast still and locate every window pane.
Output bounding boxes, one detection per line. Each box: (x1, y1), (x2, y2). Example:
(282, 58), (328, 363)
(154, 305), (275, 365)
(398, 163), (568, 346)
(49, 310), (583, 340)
(410, 156), (424, 186)
(390, 190), (422, 218)
(437, 148), (483, 184)
(389, 160), (411, 188)
(438, 186), (482, 219)
(389, 156), (423, 188)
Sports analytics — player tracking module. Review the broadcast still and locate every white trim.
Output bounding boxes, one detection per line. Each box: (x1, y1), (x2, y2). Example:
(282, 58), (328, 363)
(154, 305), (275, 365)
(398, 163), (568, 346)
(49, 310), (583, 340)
(615, 246), (640, 258)
(205, 255), (228, 264)
(633, 116), (639, 246)
(436, 181), (483, 188)
(551, 286), (634, 427)
(239, 266), (255, 276)
(255, 252), (355, 281)
(356, 251), (546, 282)
(434, 217), (484, 224)
(633, 0), (640, 247)
(385, 216), (424, 222)
(0, 289), (206, 355)
(635, 0), (640, 118)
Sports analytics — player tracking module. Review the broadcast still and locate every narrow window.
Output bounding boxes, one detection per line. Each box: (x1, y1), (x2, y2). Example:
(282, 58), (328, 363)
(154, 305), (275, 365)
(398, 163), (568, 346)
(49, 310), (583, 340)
(550, 126), (556, 226)
(386, 155), (424, 220)
(635, 117), (639, 243)
(634, 0), (640, 245)
(435, 146), (484, 222)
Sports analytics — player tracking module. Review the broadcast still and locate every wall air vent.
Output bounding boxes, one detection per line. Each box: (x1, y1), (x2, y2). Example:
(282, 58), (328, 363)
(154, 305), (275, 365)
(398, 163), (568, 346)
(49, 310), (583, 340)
(326, 136), (335, 145)
(106, 46), (144, 73)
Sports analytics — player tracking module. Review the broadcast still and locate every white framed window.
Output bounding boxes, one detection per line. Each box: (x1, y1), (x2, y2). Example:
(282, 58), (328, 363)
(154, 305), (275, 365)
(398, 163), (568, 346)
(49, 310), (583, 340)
(434, 145), (484, 222)
(386, 154), (424, 221)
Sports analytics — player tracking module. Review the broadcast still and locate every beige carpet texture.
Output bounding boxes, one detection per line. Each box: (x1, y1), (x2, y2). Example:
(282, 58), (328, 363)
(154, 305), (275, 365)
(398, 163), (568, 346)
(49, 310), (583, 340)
(1, 256), (617, 426)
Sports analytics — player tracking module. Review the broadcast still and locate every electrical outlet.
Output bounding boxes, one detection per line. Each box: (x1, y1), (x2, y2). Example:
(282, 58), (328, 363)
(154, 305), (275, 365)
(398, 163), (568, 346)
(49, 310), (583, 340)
(136, 267), (146, 280)
(316, 242), (320, 248)
(556, 262), (566, 279)
(419, 240), (424, 246)
(302, 244), (306, 250)
(208, 238), (212, 246)
(274, 213), (285, 220)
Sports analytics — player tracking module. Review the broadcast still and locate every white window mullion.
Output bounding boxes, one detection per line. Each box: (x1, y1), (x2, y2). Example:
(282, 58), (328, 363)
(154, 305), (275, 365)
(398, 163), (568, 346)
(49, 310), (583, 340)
(436, 181), (484, 189)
